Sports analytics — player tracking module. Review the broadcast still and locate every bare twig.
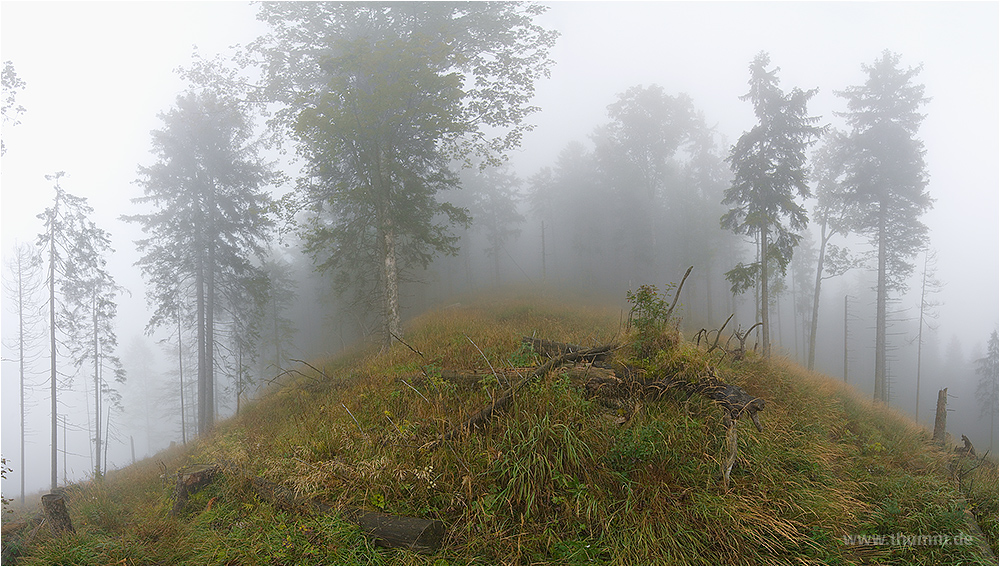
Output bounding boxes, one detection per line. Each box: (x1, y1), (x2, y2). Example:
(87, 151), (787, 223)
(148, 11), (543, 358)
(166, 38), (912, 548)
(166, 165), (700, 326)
(400, 379), (432, 405)
(710, 313), (736, 352)
(342, 403), (363, 434)
(465, 334), (507, 388)
(423, 343), (615, 451)
(663, 265), (693, 322)
(289, 358), (331, 381)
(391, 331), (426, 359)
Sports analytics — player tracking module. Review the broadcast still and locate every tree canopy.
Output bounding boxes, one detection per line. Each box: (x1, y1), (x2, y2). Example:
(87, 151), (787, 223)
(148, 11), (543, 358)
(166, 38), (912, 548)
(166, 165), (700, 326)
(254, 1), (556, 346)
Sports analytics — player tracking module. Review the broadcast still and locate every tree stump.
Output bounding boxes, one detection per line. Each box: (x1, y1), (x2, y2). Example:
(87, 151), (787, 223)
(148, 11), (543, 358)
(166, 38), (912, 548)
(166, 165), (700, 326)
(171, 464), (220, 516)
(932, 388), (948, 444)
(40, 493), (74, 536)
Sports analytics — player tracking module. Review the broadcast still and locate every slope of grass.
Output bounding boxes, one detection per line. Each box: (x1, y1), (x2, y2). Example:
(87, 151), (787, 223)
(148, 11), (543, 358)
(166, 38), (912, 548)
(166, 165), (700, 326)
(4, 287), (996, 564)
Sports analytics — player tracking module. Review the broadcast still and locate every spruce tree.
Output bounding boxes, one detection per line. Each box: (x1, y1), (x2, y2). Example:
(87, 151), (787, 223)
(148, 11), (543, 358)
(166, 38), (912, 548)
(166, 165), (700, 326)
(125, 90), (276, 435)
(836, 50), (932, 402)
(722, 52), (824, 358)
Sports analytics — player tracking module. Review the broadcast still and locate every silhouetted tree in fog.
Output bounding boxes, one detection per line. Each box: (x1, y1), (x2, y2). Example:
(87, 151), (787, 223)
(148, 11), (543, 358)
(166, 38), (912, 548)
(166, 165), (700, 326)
(2, 60), (26, 156)
(806, 130), (855, 370)
(37, 172), (118, 486)
(593, 85), (698, 283)
(527, 142), (603, 287)
(257, 258), (298, 382)
(913, 249), (942, 421)
(125, 90), (277, 435)
(464, 164), (525, 285)
(722, 52), (824, 359)
(3, 241), (45, 502)
(976, 330), (999, 449)
(60, 221), (125, 479)
(835, 50), (932, 403)
(254, 2), (556, 348)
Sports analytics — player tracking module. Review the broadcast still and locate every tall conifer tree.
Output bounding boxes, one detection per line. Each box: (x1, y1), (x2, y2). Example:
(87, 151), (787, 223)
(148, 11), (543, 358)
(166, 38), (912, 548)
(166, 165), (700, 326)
(722, 52), (824, 358)
(836, 50), (931, 402)
(125, 90), (275, 435)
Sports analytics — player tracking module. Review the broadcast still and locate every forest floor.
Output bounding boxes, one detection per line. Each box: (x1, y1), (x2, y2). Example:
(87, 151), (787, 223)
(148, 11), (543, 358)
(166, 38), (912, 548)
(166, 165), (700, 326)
(2, 286), (997, 564)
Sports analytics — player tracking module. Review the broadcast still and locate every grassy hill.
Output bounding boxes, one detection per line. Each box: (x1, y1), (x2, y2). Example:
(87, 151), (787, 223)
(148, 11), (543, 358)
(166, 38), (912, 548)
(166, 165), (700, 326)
(3, 288), (997, 564)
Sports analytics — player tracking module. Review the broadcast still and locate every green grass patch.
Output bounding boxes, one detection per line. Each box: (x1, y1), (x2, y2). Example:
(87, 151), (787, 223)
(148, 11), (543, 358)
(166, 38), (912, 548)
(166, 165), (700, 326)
(6, 287), (996, 565)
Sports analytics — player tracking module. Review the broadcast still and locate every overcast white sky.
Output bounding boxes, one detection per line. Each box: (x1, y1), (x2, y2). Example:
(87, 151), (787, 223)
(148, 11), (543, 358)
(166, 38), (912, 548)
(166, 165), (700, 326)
(1, 1), (998, 493)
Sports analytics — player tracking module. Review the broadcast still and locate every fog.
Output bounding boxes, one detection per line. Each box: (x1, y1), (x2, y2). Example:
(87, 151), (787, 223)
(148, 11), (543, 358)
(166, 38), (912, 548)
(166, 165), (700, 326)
(2, 1), (997, 501)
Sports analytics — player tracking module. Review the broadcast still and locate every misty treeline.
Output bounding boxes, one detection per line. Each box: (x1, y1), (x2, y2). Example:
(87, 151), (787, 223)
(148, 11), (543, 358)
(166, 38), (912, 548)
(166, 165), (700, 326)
(2, 2), (997, 496)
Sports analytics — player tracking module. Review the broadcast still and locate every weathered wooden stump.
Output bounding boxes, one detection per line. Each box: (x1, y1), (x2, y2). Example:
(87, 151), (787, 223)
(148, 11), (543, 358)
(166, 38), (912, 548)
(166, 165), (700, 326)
(933, 388), (948, 444)
(40, 493), (74, 536)
(171, 464), (220, 516)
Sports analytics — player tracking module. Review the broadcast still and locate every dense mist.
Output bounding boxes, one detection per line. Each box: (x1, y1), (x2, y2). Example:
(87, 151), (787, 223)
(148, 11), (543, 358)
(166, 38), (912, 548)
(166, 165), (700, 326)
(2, 1), (997, 503)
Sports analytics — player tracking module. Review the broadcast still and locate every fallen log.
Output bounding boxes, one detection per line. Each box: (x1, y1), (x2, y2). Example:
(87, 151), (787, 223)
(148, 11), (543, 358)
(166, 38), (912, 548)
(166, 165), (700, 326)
(522, 336), (610, 362)
(343, 508), (445, 552)
(644, 367), (765, 432)
(215, 460), (445, 552)
(423, 344), (616, 450)
(562, 362), (765, 431)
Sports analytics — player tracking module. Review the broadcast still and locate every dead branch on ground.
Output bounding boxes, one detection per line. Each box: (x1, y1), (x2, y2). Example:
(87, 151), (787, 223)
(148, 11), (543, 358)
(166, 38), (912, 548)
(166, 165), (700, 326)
(421, 344), (615, 451)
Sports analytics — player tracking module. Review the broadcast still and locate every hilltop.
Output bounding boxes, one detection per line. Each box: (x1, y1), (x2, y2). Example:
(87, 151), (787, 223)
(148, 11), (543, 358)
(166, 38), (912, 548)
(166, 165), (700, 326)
(2, 288), (997, 564)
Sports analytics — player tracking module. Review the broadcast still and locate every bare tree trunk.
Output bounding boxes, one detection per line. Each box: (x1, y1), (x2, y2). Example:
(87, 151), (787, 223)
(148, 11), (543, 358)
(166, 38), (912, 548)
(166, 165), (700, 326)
(206, 244), (216, 429)
(93, 292), (102, 478)
(932, 387), (947, 443)
(808, 218), (830, 371)
(381, 224), (402, 349)
(540, 220), (546, 283)
(874, 202), (887, 402)
(760, 225), (771, 359)
(48, 199), (58, 491)
(843, 295), (849, 383)
(493, 241), (501, 286)
(196, 258), (207, 435)
(20, 283), (25, 499)
(178, 312), (186, 445)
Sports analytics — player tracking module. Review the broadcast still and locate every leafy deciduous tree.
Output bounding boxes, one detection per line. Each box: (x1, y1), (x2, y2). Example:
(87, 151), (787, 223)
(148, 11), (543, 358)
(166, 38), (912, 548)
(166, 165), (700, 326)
(593, 85), (699, 283)
(255, 2), (556, 347)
